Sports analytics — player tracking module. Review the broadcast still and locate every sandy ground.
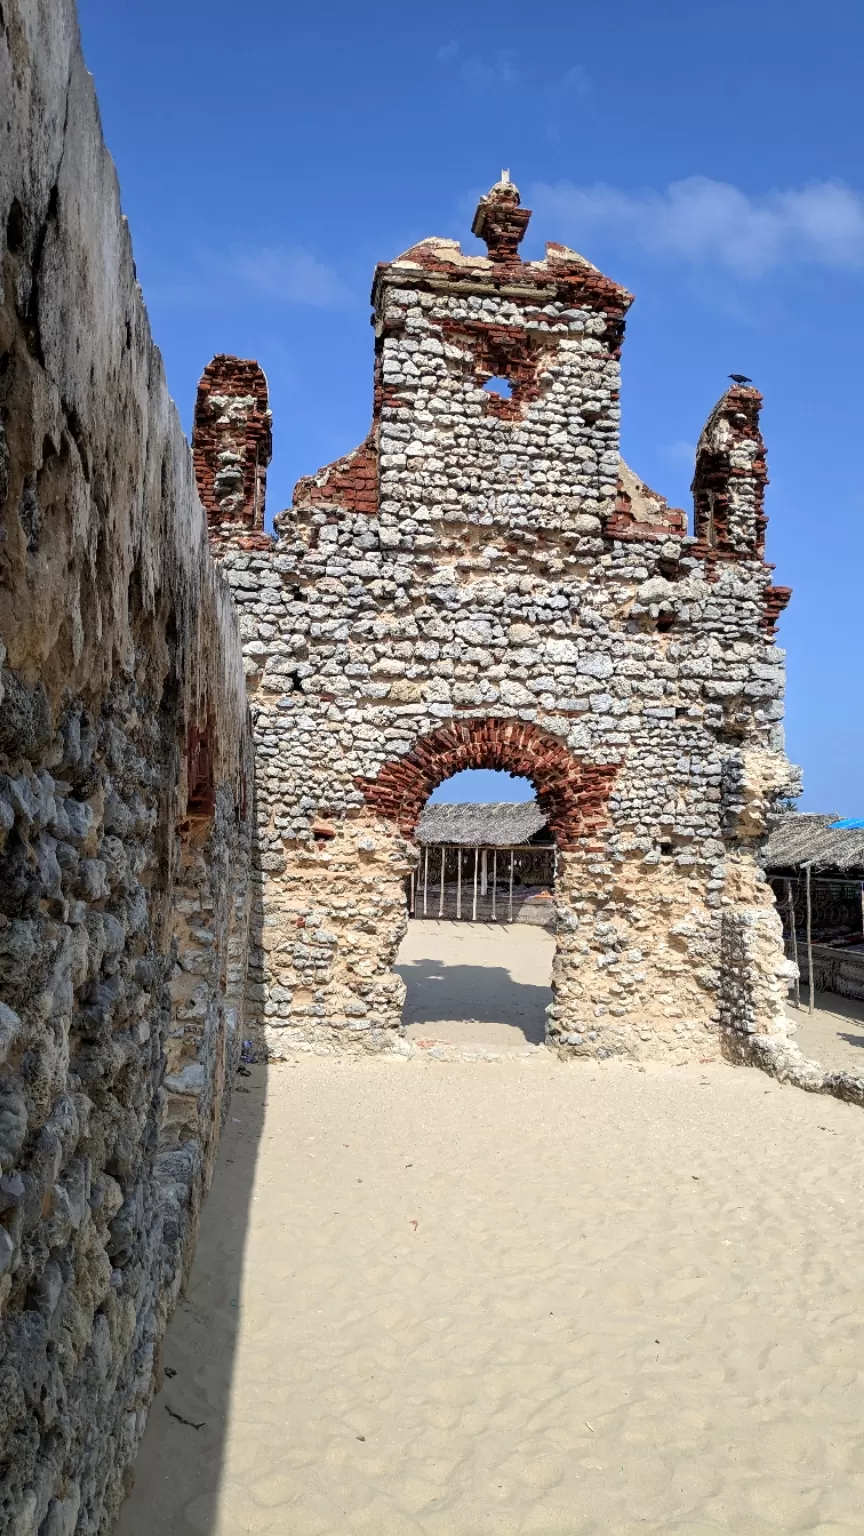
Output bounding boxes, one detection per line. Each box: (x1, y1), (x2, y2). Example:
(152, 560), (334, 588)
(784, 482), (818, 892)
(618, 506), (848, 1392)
(396, 920), (864, 1077)
(396, 921), (554, 1051)
(785, 988), (864, 1076)
(116, 1052), (864, 1536)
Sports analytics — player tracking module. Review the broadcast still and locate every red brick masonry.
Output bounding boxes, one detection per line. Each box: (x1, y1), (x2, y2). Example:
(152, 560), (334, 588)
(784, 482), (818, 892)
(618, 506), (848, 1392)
(692, 385), (767, 560)
(439, 319), (559, 422)
(360, 719), (619, 849)
(293, 439), (378, 518)
(193, 356), (272, 533)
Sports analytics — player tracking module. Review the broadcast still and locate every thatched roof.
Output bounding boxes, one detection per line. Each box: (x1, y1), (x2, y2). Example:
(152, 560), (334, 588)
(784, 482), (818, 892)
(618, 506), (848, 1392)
(763, 813), (864, 875)
(415, 801), (550, 847)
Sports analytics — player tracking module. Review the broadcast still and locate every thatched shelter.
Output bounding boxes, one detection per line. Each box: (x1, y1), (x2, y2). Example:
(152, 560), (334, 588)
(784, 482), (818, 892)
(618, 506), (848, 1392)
(763, 813), (864, 1005)
(411, 801), (555, 924)
(763, 813), (864, 876)
(416, 801), (551, 847)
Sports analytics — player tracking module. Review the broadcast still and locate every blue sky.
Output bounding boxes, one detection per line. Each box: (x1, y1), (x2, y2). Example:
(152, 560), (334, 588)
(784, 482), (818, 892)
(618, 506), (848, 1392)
(78, 0), (863, 812)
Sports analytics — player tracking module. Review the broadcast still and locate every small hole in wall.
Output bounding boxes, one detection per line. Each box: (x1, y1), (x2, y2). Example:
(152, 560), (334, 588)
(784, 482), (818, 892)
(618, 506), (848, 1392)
(659, 842), (674, 857)
(483, 376), (513, 399)
(187, 725), (215, 818)
(6, 197), (24, 254)
(5, 199), (24, 253)
(656, 612), (675, 633)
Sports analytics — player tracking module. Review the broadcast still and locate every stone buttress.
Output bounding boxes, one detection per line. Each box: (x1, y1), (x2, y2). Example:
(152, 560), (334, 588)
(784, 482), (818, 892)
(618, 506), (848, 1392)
(198, 174), (799, 1064)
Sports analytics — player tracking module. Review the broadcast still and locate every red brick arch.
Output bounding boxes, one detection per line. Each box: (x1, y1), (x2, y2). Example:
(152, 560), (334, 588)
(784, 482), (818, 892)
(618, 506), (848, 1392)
(360, 719), (618, 850)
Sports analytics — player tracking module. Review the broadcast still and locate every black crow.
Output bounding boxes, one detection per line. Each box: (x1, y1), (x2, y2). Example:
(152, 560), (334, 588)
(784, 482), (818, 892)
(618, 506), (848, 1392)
(728, 373), (752, 384)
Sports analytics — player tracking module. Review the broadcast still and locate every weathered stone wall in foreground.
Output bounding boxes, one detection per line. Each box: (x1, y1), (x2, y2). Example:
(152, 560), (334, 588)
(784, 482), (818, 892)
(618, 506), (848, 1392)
(0, 4), (252, 1531)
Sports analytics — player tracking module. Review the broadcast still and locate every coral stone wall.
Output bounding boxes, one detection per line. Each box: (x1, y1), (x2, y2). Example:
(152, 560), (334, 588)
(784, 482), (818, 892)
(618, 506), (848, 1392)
(207, 180), (799, 1064)
(0, 4), (253, 1530)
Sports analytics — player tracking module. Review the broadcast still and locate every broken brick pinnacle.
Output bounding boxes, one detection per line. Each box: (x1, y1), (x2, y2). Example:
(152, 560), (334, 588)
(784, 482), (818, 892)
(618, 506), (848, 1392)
(193, 355), (273, 535)
(471, 173), (532, 263)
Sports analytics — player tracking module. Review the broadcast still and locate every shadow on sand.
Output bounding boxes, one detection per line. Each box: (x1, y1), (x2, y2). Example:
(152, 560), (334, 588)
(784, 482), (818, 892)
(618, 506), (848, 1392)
(396, 957), (551, 1045)
(793, 985), (864, 1027)
(114, 887), (269, 1535)
(785, 985), (864, 1076)
(115, 930), (553, 1527)
(114, 1061), (268, 1534)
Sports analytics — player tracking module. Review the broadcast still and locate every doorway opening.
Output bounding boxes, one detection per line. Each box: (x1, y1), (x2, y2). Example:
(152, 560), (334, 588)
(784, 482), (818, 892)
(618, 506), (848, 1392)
(411, 768), (554, 923)
(396, 767), (555, 1052)
(360, 716), (619, 1053)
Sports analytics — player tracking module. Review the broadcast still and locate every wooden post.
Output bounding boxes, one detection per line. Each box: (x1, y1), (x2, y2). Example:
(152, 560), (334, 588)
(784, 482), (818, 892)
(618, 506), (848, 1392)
(804, 861), (815, 1016)
(422, 846), (429, 917)
(409, 871), (415, 918)
(457, 850), (462, 920)
(439, 847), (445, 918)
(481, 848), (488, 896)
(509, 849), (514, 923)
(472, 846), (479, 922)
(492, 850), (498, 921)
(786, 878), (800, 1011)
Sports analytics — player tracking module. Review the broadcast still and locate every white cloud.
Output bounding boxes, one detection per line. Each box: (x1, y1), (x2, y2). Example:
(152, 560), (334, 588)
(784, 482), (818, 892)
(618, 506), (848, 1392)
(231, 246), (350, 307)
(663, 439), (698, 466)
(530, 176), (864, 276)
(541, 65), (593, 141)
(436, 42), (519, 92)
(545, 64), (592, 108)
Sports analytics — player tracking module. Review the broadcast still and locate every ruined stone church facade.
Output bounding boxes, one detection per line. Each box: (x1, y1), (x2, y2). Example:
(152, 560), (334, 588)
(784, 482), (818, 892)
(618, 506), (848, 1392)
(0, 2), (825, 1525)
(194, 174), (798, 1066)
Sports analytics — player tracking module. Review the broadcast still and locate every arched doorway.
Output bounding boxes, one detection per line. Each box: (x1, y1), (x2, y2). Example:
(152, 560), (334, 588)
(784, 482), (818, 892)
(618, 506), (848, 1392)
(410, 794), (556, 924)
(360, 719), (619, 1052)
(361, 717), (617, 849)
(398, 768), (556, 1051)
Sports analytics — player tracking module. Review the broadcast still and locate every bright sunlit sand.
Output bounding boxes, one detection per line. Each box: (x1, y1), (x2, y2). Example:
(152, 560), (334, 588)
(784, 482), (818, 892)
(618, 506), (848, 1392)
(397, 920), (555, 1051)
(116, 1045), (864, 1535)
(785, 988), (864, 1076)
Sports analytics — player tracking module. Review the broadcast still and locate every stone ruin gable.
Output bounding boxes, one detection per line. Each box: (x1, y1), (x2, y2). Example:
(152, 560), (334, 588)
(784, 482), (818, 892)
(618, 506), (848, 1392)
(369, 234), (633, 542)
(608, 460), (687, 542)
(0, 4), (254, 1531)
(192, 355), (272, 548)
(205, 175), (798, 1068)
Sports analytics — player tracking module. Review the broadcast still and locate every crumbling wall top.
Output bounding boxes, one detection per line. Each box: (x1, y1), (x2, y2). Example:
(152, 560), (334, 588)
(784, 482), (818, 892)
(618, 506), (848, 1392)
(692, 384), (768, 560)
(193, 355), (272, 544)
(371, 175), (632, 316)
(470, 170), (532, 262)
